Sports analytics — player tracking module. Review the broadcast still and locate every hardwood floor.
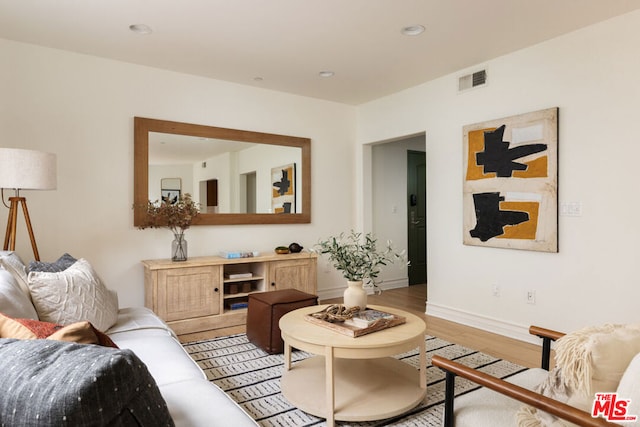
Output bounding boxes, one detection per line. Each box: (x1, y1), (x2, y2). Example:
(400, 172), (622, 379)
(179, 284), (548, 369)
(322, 284), (545, 369)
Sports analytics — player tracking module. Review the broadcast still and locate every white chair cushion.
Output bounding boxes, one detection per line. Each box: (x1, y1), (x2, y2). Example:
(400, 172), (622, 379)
(453, 368), (549, 427)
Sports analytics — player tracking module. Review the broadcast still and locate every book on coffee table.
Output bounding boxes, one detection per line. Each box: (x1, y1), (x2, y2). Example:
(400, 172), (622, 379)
(305, 308), (406, 338)
(344, 309), (396, 328)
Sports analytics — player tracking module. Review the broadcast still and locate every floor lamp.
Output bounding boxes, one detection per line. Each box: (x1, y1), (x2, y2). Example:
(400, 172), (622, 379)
(0, 148), (57, 261)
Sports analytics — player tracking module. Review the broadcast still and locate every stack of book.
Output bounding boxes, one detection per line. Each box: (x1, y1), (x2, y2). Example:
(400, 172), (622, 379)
(344, 309), (395, 328)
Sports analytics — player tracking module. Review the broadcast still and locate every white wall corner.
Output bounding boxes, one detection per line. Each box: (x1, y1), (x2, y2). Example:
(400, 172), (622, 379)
(426, 302), (541, 345)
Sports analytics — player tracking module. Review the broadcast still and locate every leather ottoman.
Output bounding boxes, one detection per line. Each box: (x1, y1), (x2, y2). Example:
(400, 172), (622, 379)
(246, 289), (318, 354)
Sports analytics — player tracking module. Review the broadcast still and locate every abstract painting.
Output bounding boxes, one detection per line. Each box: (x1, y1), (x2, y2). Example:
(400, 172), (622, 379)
(271, 163), (296, 214)
(463, 108), (558, 252)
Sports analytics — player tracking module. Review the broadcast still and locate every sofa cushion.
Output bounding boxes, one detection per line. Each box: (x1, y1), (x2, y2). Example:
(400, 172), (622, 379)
(160, 379), (259, 427)
(0, 251), (30, 296)
(0, 312), (117, 348)
(107, 307), (176, 338)
(0, 268), (38, 319)
(27, 258), (118, 331)
(28, 252), (77, 272)
(0, 338), (174, 426)
(111, 334), (206, 386)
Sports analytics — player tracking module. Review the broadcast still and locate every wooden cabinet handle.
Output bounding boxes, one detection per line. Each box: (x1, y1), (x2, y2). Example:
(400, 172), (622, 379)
(214, 287), (219, 292)
(271, 282), (276, 287)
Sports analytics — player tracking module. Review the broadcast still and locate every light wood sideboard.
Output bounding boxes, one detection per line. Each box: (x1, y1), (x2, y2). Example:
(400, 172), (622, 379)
(142, 252), (317, 338)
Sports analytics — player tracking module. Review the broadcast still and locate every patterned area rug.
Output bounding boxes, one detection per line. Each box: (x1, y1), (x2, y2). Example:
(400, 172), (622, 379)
(184, 334), (527, 426)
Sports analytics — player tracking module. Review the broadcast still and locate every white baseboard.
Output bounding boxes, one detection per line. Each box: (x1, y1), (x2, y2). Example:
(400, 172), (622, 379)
(317, 287), (344, 301)
(426, 302), (541, 345)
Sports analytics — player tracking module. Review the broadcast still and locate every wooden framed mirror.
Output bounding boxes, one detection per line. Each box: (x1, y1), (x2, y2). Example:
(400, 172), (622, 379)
(134, 117), (311, 225)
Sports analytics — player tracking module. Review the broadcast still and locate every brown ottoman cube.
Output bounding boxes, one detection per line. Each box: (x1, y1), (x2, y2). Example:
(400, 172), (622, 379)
(246, 289), (318, 354)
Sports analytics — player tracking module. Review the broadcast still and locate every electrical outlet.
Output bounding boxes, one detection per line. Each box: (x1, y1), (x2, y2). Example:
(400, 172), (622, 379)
(526, 290), (536, 304)
(492, 285), (500, 297)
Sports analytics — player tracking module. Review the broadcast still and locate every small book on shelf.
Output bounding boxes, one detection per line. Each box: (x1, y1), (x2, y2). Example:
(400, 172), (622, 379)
(344, 309), (395, 328)
(229, 302), (248, 310)
(226, 272), (253, 279)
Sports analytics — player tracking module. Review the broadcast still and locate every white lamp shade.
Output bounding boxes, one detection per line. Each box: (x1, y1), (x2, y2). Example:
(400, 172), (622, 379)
(0, 148), (57, 190)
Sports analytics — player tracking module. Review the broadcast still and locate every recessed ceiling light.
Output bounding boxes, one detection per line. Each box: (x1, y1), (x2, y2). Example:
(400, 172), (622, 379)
(401, 25), (425, 36)
(129, 24), (153, 35)
(319, 71), (335, 78)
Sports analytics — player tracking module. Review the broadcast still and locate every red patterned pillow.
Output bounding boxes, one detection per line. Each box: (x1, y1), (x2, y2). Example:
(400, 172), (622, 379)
(0, 313), (117, 348)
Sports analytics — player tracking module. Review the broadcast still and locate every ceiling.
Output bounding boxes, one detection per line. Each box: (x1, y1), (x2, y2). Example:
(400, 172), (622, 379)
(1, 1), (639, 105)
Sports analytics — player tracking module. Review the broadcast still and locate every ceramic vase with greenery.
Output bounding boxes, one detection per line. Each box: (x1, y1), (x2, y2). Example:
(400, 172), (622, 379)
(314, 230), (408, 310)
(136, 193), (200, 261)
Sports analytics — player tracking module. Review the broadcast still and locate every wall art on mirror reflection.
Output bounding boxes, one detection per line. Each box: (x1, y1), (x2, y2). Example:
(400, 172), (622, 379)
(161, 189), (181, 205)
(463, 107), (558, 252)
(271, 163), (296, 213)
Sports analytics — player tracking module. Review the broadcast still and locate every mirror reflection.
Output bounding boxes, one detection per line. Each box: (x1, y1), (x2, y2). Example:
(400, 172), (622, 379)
(149, 133), (302, 214)
(134, 117), (311, 226)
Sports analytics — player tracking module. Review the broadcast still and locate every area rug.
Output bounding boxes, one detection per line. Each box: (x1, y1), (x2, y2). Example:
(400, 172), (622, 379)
(184, 334), (527, 426)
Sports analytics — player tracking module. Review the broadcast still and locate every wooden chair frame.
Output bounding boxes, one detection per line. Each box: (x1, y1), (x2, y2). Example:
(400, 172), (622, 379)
(431, 326), (619, 427)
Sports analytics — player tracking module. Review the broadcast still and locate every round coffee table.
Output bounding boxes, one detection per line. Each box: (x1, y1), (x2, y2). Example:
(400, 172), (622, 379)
(279, 304), (427, 426)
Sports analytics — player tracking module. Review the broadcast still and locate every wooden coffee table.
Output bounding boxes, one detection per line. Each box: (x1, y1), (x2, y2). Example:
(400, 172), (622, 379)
(279, 304), (427, 426)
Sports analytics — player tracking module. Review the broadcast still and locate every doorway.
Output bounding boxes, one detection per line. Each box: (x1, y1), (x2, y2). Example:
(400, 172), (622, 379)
(371, 134), (426, 291)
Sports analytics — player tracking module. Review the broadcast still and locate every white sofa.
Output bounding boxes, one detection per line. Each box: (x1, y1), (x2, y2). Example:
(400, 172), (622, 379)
(0, 252), (258, 426)
(105, 307), (258, 426)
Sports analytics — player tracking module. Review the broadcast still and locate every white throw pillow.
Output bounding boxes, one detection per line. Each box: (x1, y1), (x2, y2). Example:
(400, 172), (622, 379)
(27, 258), (118, 331)
(0, 268), (39, 319)
(0, 251), (30, 296)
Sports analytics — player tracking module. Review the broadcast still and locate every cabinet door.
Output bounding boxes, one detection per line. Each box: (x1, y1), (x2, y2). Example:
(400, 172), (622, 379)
(268, 259), (317, 293)
(157, 265), (221, 322)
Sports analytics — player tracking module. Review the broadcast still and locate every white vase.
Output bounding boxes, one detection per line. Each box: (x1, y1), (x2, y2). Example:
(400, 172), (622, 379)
(343, 280), (367, 310)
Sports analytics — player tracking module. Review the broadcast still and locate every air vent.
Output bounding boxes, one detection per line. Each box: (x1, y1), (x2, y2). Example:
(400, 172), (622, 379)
(458, 69), (487, 92)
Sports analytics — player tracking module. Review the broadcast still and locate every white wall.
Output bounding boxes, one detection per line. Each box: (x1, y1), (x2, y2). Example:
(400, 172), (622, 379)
(0, 38), (356, 307)
(357, 10), (640, 340)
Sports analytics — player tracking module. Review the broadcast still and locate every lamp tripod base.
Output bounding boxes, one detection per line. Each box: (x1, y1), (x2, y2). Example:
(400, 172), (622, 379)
(3, 197), (40, 261)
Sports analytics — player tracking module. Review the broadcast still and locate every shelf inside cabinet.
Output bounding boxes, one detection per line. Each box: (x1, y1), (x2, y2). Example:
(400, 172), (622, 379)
(223, 275), (264, 283)
(224, 296), (249, 312)
(223, 291), (259, 300)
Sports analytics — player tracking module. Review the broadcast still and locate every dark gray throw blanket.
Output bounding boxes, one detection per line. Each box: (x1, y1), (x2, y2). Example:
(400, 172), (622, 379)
(0, 338), (174, 426)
